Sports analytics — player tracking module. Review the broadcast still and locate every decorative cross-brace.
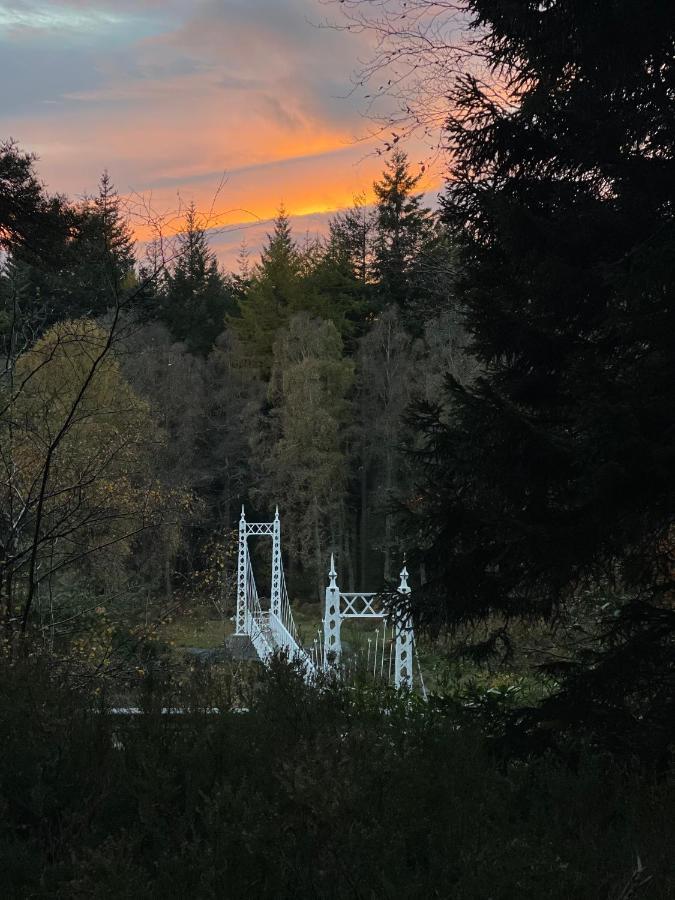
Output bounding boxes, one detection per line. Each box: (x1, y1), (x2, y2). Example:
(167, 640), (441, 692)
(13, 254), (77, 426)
(245, 523), (275, 535)
(340, 593), (381, 617)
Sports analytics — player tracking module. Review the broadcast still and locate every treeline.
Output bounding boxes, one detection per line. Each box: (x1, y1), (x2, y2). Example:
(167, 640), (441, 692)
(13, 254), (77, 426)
(140, 152), (473, 598)
(0, 141), (467, 643)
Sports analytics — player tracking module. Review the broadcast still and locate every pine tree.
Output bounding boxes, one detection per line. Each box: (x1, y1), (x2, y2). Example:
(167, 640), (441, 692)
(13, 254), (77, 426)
(232, 206), (303, 373)
(67, 171), (137, 318)
(7, 170), (138, 326)
(299, 236), (369, 350)
(372, 151), (435, 322)
(356, 307), (419, 584)
(329, 194), (376, 288)
(161, 203), (234, 355)
(0, 139), (70, 259)
(230, 238), (252, 304)
(409, 0), (675, 756)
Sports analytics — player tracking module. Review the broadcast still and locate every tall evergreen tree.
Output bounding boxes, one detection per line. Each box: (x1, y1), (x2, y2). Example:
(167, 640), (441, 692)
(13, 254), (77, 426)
(300, 238), (369, 350)
(67, 171), (136, 317)
(328, 194), (376, 288)
(0, 140), (70, 259)
(5, 170), (137, 328)
(161, 203), (234, 355)
(408, 0), (675, 757)
(230, 238), (252, 306)
(357, 307), (419, 584)
(232, 206), (303, 373)
(372, 150), (435, 322)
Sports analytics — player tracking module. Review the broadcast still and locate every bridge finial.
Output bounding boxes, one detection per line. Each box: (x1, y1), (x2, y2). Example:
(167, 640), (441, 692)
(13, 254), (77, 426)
(274, 505), (279, 521)
(328, 553), (338, 591)
(398, 565), (410, 594)
(240, 505), (246, 522)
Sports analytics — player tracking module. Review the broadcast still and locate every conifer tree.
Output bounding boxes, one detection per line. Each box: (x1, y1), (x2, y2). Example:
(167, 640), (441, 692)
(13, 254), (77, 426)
(299, 236), (369, 349)
(356, 307), (419, 583)
(329, 194), (376, 288)
(0, 140), (71, 258)
(408, 0), (675, 755)
(8, 170), (137, 325)
(232, 206), (303, 373)
(161, 203), (234, 355)
(372, 150), (435, 322)
(67, 171), (136, 318)
(230, 238), (252, 305)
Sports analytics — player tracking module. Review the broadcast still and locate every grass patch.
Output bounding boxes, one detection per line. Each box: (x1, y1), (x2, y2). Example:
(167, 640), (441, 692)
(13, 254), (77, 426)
(156, 604), (234, 653)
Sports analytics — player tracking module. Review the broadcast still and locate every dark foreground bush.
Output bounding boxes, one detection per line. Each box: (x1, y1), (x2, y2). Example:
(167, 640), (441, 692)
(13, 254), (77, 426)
(0, 657), (672, 899)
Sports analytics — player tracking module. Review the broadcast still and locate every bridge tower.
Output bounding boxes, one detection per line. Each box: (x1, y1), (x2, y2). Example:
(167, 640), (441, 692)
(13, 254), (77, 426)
(235, 506), (248, 635)
(270, 507), (282, 620)
(322, 559), (417, 691)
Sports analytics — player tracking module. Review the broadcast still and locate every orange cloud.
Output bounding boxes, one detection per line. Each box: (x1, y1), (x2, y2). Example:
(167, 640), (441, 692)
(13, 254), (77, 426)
(126, 142), (441, 262)
(0, 1), (444, 270)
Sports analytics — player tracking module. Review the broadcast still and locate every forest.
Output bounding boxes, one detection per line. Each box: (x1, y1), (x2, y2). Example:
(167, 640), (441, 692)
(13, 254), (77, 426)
(1, 0), (674, 897)
(0, 144), (465, 628)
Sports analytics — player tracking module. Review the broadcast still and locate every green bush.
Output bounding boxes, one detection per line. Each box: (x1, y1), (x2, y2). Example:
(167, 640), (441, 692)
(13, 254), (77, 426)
(0, 656), (672, 898)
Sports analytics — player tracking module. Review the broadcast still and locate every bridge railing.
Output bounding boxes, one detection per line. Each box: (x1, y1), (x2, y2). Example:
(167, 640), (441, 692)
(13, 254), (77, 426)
(249, 615), (274, 663)
(270, 566), (315, 672)
(245, 552), (275, 660)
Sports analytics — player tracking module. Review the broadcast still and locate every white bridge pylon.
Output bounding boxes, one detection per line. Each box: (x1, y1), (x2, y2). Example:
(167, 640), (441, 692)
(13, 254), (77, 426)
(236, 506), (314, 675)
(236, 507), (418, 691)
(323, 554), (417, 691)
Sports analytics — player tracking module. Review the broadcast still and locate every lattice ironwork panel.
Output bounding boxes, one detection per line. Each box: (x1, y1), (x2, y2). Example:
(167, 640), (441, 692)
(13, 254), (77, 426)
(339, 592), (382, 618)
(245, 523), (275, 536)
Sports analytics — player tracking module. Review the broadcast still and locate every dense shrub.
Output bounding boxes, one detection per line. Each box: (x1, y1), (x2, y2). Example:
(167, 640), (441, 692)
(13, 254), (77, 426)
(0, 656), (672, 898)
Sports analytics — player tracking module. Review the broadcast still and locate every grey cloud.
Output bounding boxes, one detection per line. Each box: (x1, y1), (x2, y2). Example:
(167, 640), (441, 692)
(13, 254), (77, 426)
(2, 0), (371, 131)
(0, 40), (104, 115)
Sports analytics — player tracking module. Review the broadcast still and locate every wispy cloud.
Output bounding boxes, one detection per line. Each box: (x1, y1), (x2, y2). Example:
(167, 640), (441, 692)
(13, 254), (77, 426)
(0, 4), (122, 32)
(0, 1), (437, 266)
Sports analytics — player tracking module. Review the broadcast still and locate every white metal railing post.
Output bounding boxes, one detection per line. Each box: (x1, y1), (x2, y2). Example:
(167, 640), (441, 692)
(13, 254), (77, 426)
(270, 506), (282, 620)
(235, 506), (247, 635)
(394, 566), (413, 690)
(323, 554), (342, 668)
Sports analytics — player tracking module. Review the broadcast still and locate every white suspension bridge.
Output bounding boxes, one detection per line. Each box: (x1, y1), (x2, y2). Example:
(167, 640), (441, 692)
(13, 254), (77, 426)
(236, 507), (421, 692)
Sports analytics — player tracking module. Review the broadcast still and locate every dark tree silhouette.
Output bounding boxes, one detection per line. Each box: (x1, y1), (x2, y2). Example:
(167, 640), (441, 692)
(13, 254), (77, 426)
(405, 0), (675, 758)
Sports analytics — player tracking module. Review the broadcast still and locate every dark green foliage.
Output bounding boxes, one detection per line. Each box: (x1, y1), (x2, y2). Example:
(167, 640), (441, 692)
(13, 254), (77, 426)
(328, 195), (374, 288)
(1, 169), (140, 342)
(256, 314), (354, 596)
(234, 206), (372, 374)
(0, 139), (71, 259)
(372, 150), (436, 325)
(0, 141), (75, 350)
(65, 170), (136, 318)
(159, 204), (236, 355)
(232, 206), (304, 371)
(300, 235), (370, 350)
(407, 0), (675, 755)
(0, 657), (672, 898)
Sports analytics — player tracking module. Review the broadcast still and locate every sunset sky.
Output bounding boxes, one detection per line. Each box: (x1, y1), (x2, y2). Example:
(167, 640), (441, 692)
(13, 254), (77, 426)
(0, 0), (440, 268)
